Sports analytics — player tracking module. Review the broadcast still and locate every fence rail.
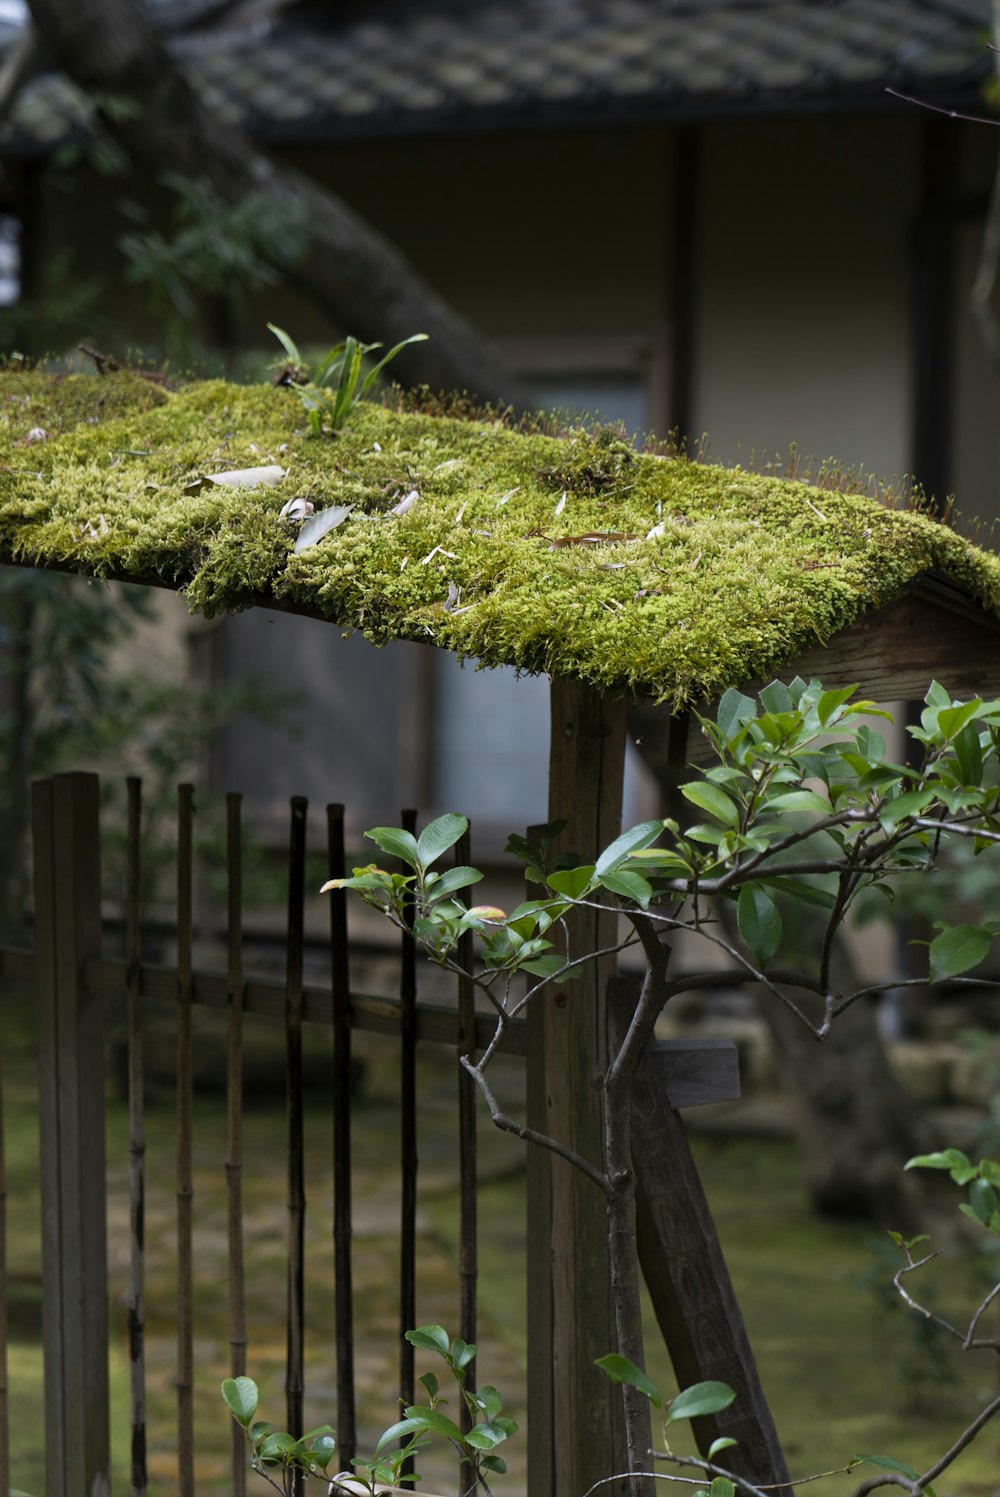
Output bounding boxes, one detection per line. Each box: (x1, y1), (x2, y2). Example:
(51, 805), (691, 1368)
(0, 772), (524, 1497)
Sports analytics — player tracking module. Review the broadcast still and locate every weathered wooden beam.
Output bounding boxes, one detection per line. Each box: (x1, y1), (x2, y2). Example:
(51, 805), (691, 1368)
(526, 678), (629, 1497)
(652, 1037), (739, 1109)
(608, 978), (789, 1491)
(32, 773), (110, 1497)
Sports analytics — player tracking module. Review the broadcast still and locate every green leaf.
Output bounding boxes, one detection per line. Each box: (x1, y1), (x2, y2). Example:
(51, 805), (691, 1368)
(937, 699), (983, 741)
(594, 1353), (662, 1409)
(481, 1454), (507, 1474)
(759, 680), (794, 713)
(764, 790), (831, 815)
(708, 1437), (738, 1457)
(597, 868), (654, 907)
(547, 864), (595, 899)
(968, 1177), (997, 1225)
(376, 1416), (437, 1453)
(520, 953), (569, 981)
(360, 332), (430, 395)
(405, 1324), (451, 1356)
(709, 1480), (736, 1497)
(419, 1370), (439, 1400)
(716, 687), (756, 742)
(667, 1380), (737, 1423)
(416, 813), (468, 868)
(267, 321), (304, 367)
(925, 680), (951, 709)
(928, 923), (992, 982)
(905, 1148), (971, 1174)
(303, 1434), (337, 1471)
(737, 885), (782, 968)
(221, 1375), (258, 1427)
(817, 685), (859, 725)
(426, 866), (483, 900)
(854, 1452), (936, 1497)
(366, 825), (420, 868)
(681, 781), (740, 829)
(450, 1337), (476, 1369)
(400, 1405), (465, 1443)
(954, 722), (984, 787)
(595, 819), (665, 876)
(757, 875), (835, 910)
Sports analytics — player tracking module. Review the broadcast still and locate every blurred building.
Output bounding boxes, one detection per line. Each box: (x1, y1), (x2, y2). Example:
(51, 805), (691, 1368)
(0, 0), (997, 837)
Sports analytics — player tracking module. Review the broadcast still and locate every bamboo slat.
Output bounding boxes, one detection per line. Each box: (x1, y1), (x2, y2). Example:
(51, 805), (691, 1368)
(125, 777), (147, 1497)
(285, 796), (307, 1488)
(398, 808), (418, 1481)
(328, 803), (357, 1471)
(176, 784), (195, 1497)
(226, 793), (248, 1497)
(455, 826), (477, 1437)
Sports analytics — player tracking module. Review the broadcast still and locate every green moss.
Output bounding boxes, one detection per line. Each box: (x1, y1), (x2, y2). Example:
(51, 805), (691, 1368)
(3, 373), (1000, 706)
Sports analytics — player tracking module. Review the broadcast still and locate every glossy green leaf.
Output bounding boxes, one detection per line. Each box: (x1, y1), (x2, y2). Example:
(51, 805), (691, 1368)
(968, 1177), (997, 1225)
(547, 864), (595, 899)
(667, 1380), (737, 1423)
(595, 819), (665, 876)
(221, 1375), (258, 1427)
(737, 885), (781, 969)
(708, 1437), (738, 1457)
(366, 825), (419, 868)
(854, 1452), (936, 1497)
(681, 781), (740, 829)
(405, 1324), (451, 1356)
(928, 923), (992, 982)
(416, 813), (468, 868)
(597, 868), (654, 907)
(716, 686), (756, 742)
(759, 680), (794, 713)
(594, 1353), (662, 1409)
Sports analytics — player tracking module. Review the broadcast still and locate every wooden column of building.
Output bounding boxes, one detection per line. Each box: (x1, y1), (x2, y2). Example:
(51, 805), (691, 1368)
(32, 773), (110, 1497)
(526, 678), (628, 1497)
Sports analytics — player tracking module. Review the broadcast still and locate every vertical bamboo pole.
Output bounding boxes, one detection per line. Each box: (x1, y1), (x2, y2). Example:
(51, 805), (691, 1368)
(327, 803), (356, 1471)
(526, 680), (628, 1497)
(285, 797), (307, 1485)
(398, 807), (418, 1482)
(226, 793), (248, 1497)
(455, 825), (477, 1441)
(125, 777), (147, 1497)
(176, 784), (195, 1497)
(32, 772), (109, 1497)
(0, 971), (8, 1497)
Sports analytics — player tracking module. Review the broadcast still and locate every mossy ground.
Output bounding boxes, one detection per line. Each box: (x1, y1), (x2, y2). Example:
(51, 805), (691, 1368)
(4, 372), (1000, 706)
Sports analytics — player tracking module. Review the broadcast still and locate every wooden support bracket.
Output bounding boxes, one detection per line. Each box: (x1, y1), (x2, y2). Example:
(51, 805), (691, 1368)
(609, 977), (789, 1492)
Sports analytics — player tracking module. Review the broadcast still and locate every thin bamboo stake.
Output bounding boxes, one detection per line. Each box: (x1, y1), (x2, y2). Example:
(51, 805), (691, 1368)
(398, 808), (418, 1483)
(456, 826), (477, 1439)
(226, 793), (248, 1497)
(126, 777), (147, 1497)
(0, 987), (8, 1497)
(176, 784), (195, 1497)
(285, 797), (307, 1494)
(328, 804), (356, 1471)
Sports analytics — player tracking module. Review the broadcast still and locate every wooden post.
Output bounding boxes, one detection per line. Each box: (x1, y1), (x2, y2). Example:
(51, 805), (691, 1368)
(607, 978), (790, 1490)
(527, 679), (628, 1497)
(32, 773), (110, 1497)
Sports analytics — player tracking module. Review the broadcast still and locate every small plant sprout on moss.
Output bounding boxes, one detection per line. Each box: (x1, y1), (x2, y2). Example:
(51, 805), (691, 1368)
(324, 676), (1000, 1496)
(222, 1324), (516, 1497)
(268, 323), (428, 436)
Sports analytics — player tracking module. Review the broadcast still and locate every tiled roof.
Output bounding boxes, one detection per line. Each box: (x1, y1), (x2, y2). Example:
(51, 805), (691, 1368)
(3, 0), (994, 153)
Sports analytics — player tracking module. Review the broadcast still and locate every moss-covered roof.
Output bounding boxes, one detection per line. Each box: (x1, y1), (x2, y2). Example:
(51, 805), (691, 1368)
(3, 370), (1000, 708)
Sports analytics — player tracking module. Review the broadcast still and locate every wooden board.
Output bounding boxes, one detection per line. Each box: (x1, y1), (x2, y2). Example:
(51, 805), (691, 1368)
(653, 1037), (740, 1109)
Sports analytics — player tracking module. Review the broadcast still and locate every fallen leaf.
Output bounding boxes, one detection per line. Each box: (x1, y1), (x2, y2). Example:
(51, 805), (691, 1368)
(207, 465), (287, 488)
(293, 505), (354, 552)
(548, 532), (640, 550)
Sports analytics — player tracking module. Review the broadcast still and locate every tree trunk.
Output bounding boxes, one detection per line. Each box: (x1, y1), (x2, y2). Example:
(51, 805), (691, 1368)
(761, 996), (930, 1231)
(26, 0), (528, 406)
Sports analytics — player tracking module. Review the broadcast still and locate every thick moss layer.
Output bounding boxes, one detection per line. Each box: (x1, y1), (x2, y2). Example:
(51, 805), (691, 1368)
(3, 371), (1000, 707)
